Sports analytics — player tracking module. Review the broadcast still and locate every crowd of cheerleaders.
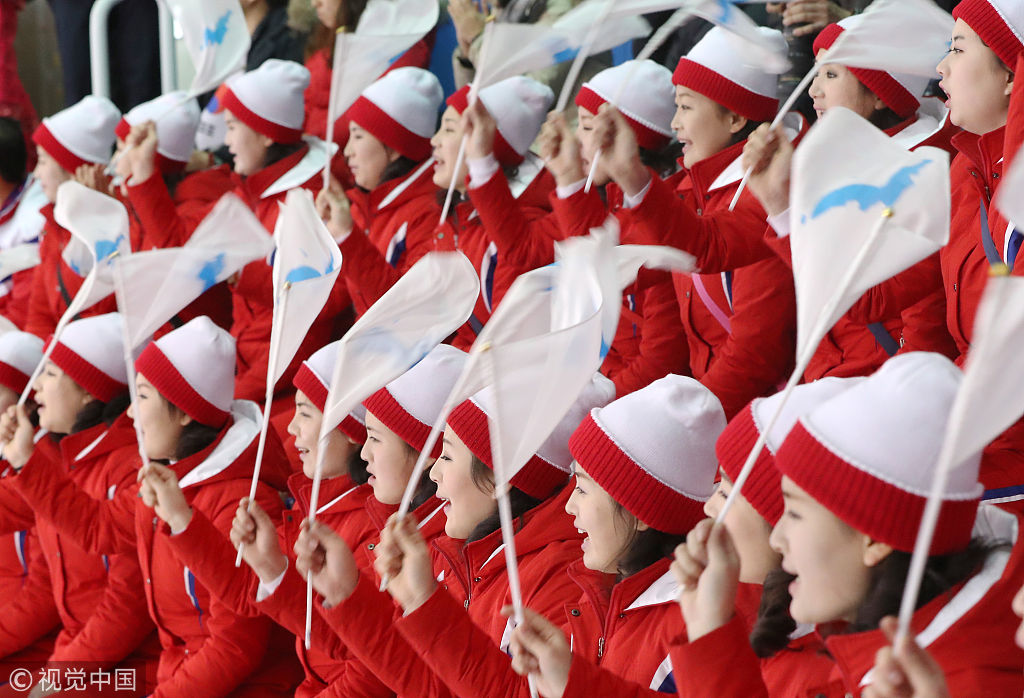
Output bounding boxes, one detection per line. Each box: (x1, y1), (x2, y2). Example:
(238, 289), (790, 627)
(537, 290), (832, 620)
(0, 0), (1022, 695)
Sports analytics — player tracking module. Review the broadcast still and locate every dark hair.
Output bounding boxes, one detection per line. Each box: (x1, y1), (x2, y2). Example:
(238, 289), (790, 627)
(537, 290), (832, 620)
(750, 540), (1004, 658)
(156, 395), (221, 461)
(264, 141), (306, 169)
(0, 117), (26, 185)
(465, 455), (543, 544)
(376, 156), (420, 188)
(347, 443), (370, 485)
(307, 0), (369, 60)
(162, 171), (187, 199)
(611, 502), (686, 580)
(72, 392), (131, 434)
(638, 140), (683, 180)
(407, 441), (439, 512)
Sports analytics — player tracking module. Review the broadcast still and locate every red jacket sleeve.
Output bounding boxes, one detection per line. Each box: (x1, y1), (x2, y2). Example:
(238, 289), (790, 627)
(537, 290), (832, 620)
(699, 257), (797, 420)
(126, 173), (192, 249)
(671, 616), (768, 698)
(0, 532), (61, 657)
(319, 573), (456, 698)
(339, 228), (406, 315)
(561, 656), (667, 698)
(622, 176), (775, 272)
(24, 228), (61, 339)
(845, 253), (943, 326)
(604, 274), (688, 396)
(12, 447), (137, 554)
(152, 496), (279, 698)
(0, 267), (36, 330)
(0, 477), (34, 533)
(549, 186), (611, 239)
(468, 172), (564, 269)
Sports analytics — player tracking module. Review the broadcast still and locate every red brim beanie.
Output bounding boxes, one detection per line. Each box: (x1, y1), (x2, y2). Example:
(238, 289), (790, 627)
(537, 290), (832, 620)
(217, 58), (309, 144)
(575, 60), (675, 151)
(447, 76), (554, 166)
(294, 339), (368, 443)
(345, 67), (443, 162)
(33, 95), (121, 173)
(48, 313), (128, 403)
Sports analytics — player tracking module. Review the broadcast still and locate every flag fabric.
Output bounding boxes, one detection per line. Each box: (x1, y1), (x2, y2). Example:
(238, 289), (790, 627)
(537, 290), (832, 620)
(817, 0), (953, 78)
(166, 0), (250, 96)
(614, 244), (696, 290)
(471, 0), (650, 91)
(53, 182), (132, 318)
(995, 142), (1024, 239)
(0, 243), (40, 282)
(113, 194), (273, 350)
(268, 189), (343, 386)
(789, 107), (951, 364)
(684, 0), (790, 73)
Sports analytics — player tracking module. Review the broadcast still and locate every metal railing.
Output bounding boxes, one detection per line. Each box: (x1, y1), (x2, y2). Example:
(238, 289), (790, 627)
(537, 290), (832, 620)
(89, 0), (177, 100)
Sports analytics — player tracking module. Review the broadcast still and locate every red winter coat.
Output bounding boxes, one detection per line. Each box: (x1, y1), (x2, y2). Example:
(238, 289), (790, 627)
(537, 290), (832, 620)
(125, 167), (235, 250)
(3, 416), (159, 672)
(317, 484), (584, 698)
(436, 158), (558, 349)
(228, 146), (352, 405)
(13, 404), (300, 696)
(550, 179), (691, 396)
(339, 161), (441, 315)
(622, 143), (797, 419)
(24, 206), (119, 339)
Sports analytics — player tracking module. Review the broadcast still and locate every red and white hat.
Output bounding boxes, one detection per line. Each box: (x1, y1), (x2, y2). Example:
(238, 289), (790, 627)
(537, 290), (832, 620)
(576, 60), (675, 150)
(32, 95), (121, 173)
(345, 68), (443, 162)
(568, 375), (726, 535)
(362, 345), (467, 458)
(0, 331), (43, 395)
(953, 0), (1024, 68)
(447, 76), (554, 165)
(447, 373), (616, 499)
(775, 353), (983, 555)
(218, 59), (309, 144)
(294, 339), (368, 443)
(716, 377), (863, 526)
(135, 316), (235, 428)
(813, 18), (931, 118)
(115, 91), (200, 173)
(673, 26), (784, 122)
(48, 313), (128, 402)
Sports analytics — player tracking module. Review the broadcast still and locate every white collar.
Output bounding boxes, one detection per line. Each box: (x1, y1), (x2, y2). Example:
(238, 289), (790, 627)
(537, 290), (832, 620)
(178, 400), (261, 488)
(625, 570), (679, 611)
(709, 112), (805, 193)
(889, 101), (949, 152)
(377, 158), (435, 211)
(467, 152), (544, 222)
(260, 137), (337, 200)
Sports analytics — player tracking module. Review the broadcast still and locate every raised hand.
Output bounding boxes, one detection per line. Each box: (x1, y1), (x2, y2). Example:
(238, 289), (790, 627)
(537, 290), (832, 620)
(138, 462), (193, 533)
(315, 177), (354, 243)
(742, 124), (794, 217)
(507, 605), (572, 698)
(671, 518), (741, 642)
(862, 617), (950, 698)
(538, 113), (584, 187)
(591, 104), (648, 198)
(766, 0), (850, 38)
(125, 121), (159, 185)
(74, 163), (115, 196)
(463, 98), (498, 161)
(373, 513), (436, 613)
(230, 497), (288, 582)
(449, 0), (490, 56)
(294, 518), (359, 607)
(1, 404), (34, 470)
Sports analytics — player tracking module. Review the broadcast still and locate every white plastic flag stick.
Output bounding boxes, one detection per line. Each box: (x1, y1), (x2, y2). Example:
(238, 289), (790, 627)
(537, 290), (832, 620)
(717, 211), (890, 523)
(895, 272), (1024, 643)
(727, 64), (819, 212)
(439, 134), (470, 225)
(236, 286), (290, 566)
(322, 30), (348, 190)
(117, 312), (149, 471)
(553, 0), (617, 114)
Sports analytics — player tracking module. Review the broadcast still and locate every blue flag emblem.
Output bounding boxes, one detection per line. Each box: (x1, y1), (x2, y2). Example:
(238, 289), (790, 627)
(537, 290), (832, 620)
(284, 257), (335, 284)
(198, 253), (226, 292)
(807, 161), (930, 222)
(203, 11), (231, 48)
(95, 234), (126, 262)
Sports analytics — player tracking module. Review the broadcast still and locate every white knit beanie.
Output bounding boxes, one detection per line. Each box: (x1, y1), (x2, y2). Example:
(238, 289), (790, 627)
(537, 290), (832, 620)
(569, 375), (726, 534)
(673, 26), (785, 122)
(116, 91), (201, 172)
(953, 0), (1024, 67)
(294, 339), (368, 443)
(135, 316), (235, 428)
(0, 331), (43, 395)
(345, 67), (443, 161)
(49, 313), (128, 402)
(447, 76), (554, 165)
(33, 96), (121, 173)
(447, 373), (616, 499)
(219, 59), (310, 144)
(576, 60), (675, 150)
(362, 345), (468, 457)
(776, 352), (983, 554)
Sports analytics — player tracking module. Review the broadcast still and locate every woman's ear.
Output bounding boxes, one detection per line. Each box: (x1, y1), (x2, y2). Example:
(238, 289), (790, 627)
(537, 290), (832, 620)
(728, 112), (750, 136)
(177, 411), (193, 427)
(1005, 68), (1015, 97)
(635, 519), (650, 533)
(862, 537), (894, 568)
(387, 146), (401, 164)
(260, 133), (275, 150)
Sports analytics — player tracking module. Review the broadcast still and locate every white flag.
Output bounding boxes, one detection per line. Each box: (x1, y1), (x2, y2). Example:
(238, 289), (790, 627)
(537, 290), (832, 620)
(113, 194), (273, 350)
(167, 0), (250, 96)
(819, 0), (953, 78)
(0, 243), (40, 282)
(995, 143), (1024, 233)
(789, 107), (950, 363)
(268, 189), (343, 385)
(685, 0), (790, 73)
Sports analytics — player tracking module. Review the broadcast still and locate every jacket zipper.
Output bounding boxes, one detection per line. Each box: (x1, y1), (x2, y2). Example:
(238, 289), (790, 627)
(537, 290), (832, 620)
(597, 636), (605, 658)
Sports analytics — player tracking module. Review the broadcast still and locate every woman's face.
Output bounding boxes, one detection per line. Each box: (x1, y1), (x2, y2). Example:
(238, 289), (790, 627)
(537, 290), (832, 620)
(937, 19), (1013, 135)
(565, 463), (642, 573)
(224, 110), (273, 176)
(430, 426), (496, 540)
(344, 121), (399, 190)
(671, 86), (745, 170)
(704, 473), (781, 585)
(575, 106), (609, 187)
(768, 476), (891, 625)
(33, 147), (71, 203)
(430, 107), (468, 192)
(808, 53), (885, 121)
(131, 374), (189, 461)
(361, 410), (419, 505)
(311, 0), (342, 30)
(33, 361), (91, 435)
(288, 390), (361, 479)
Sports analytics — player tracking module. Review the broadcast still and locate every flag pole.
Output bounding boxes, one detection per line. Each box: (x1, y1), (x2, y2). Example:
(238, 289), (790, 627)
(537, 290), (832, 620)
(717, 207), (891, 522)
